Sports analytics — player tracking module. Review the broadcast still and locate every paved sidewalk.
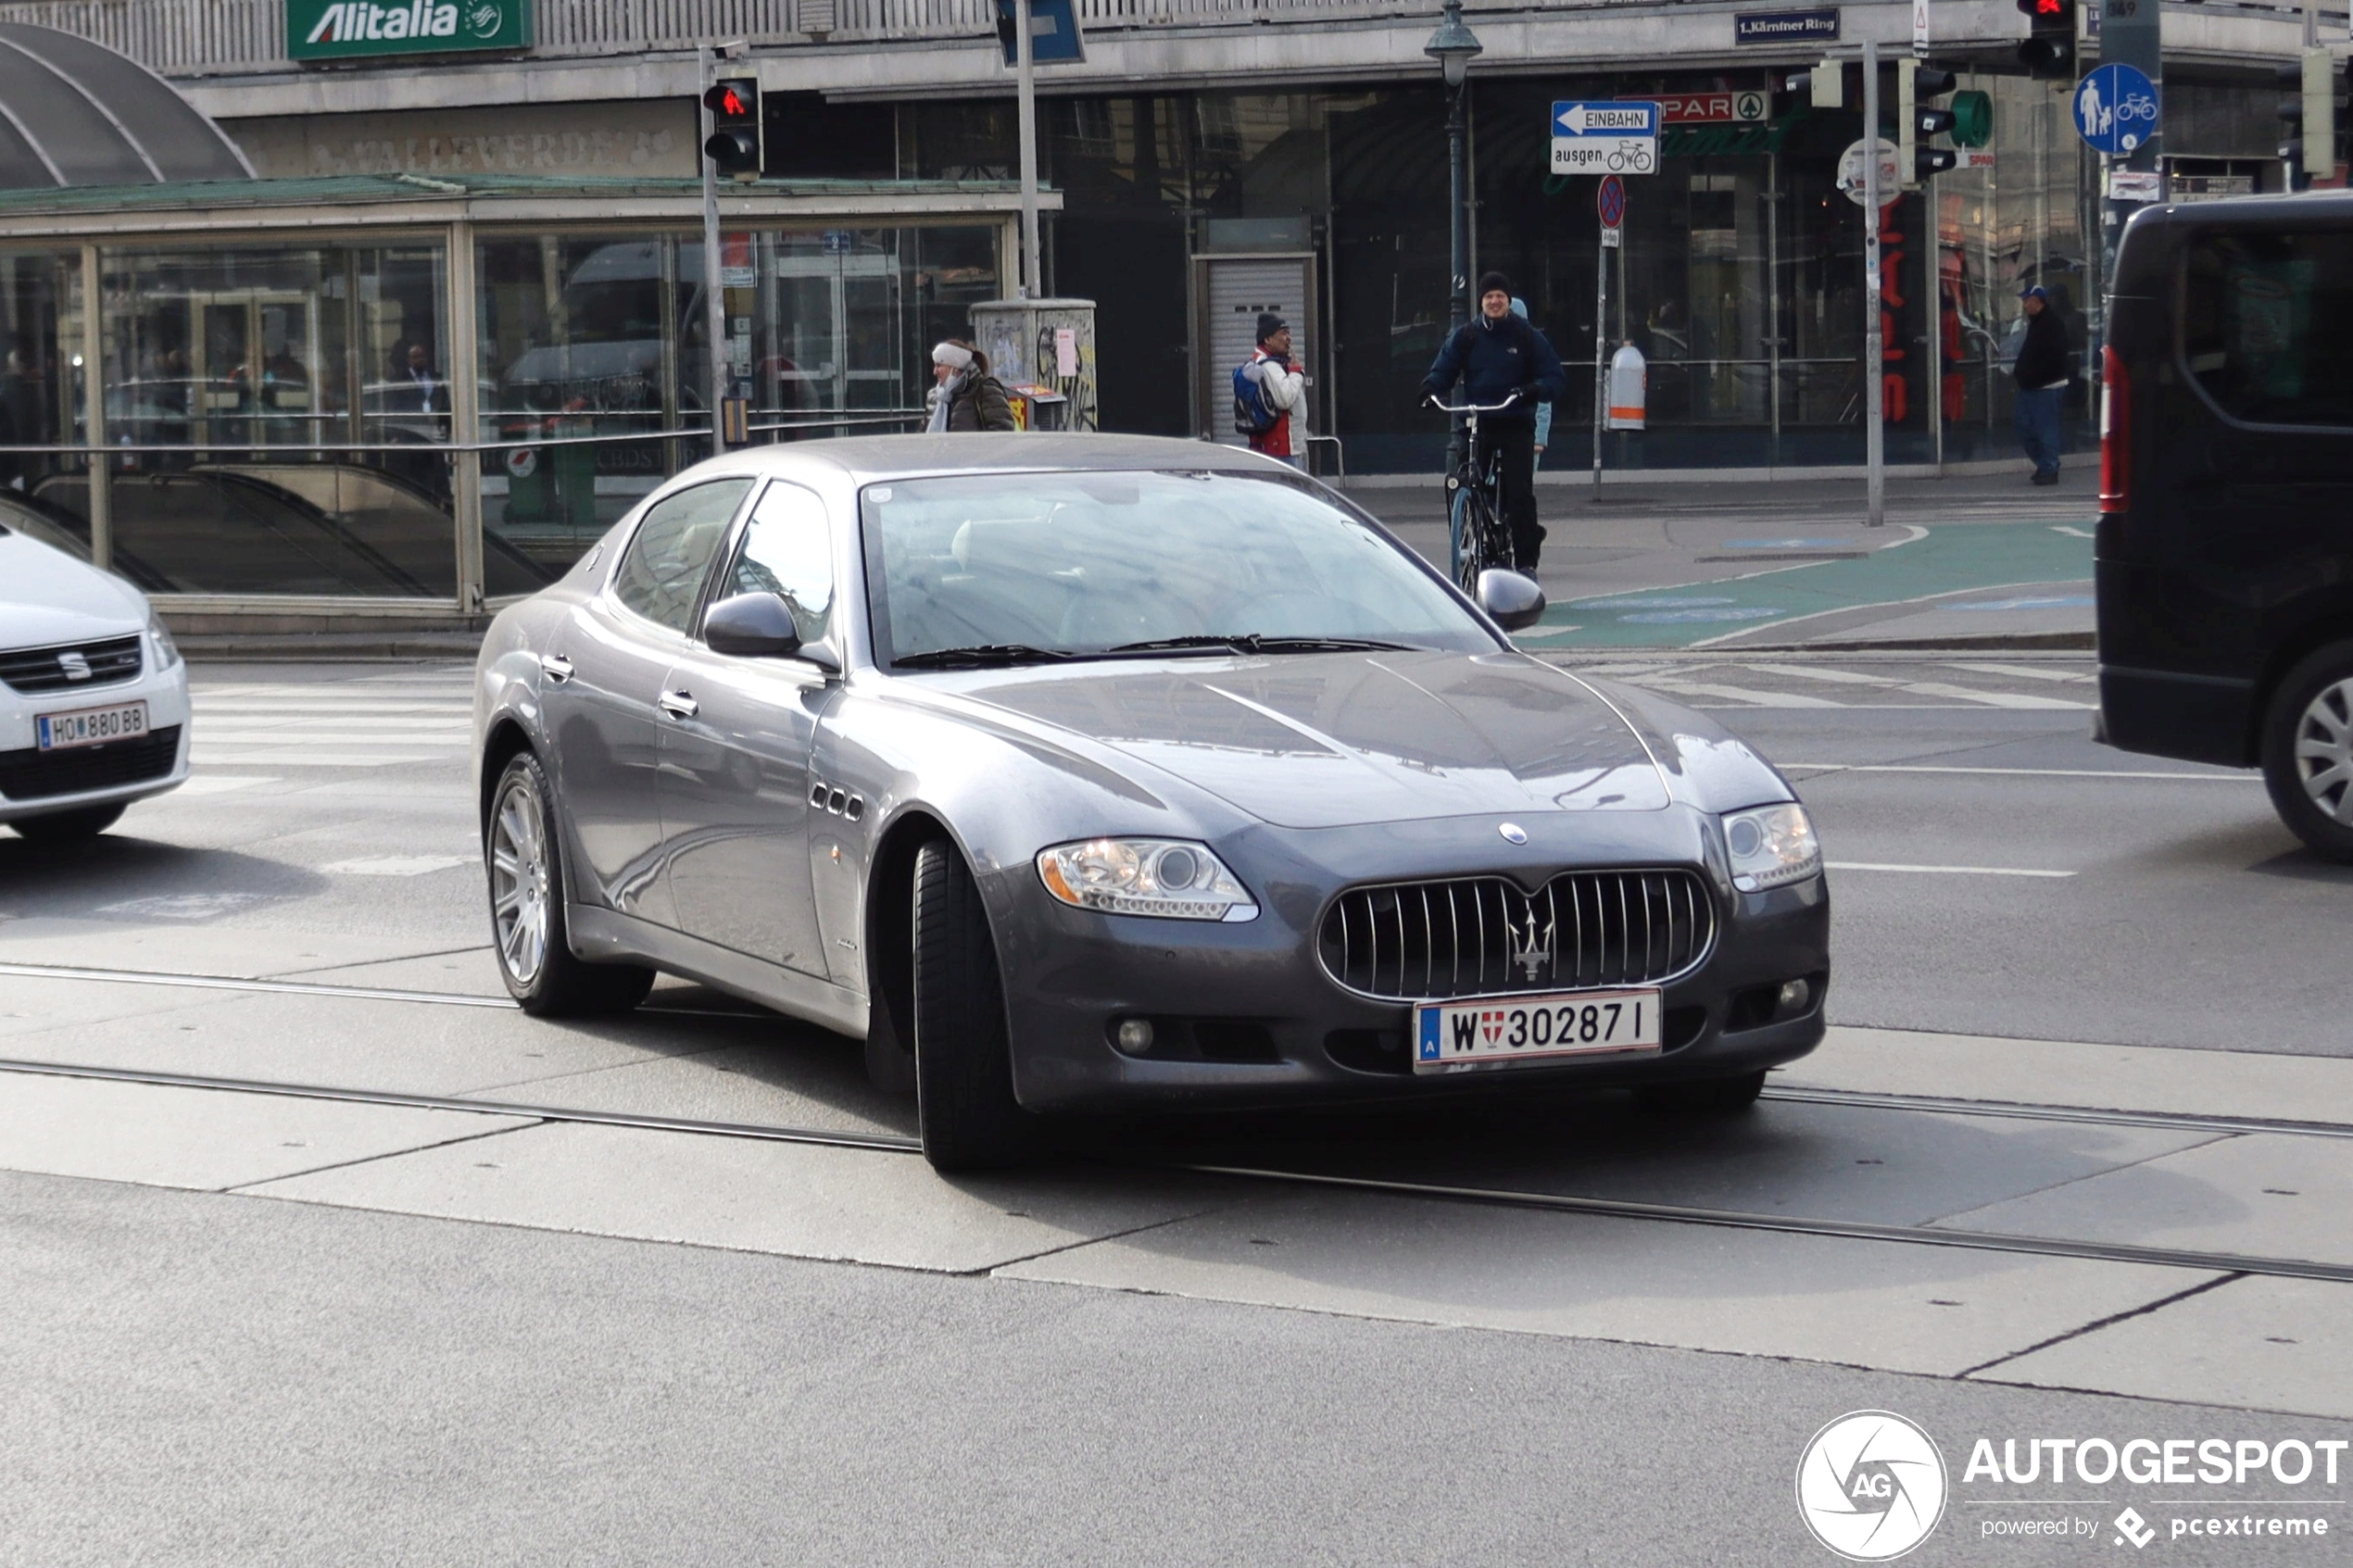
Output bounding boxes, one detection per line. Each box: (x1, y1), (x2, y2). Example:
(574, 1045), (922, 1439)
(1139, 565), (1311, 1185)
(1350, 468), (2098, 651)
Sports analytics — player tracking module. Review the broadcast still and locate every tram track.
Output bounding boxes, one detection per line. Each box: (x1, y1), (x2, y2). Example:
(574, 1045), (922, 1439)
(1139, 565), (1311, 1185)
(4, 1051), (2347, 1287)
(8, 958), (2349, 1143)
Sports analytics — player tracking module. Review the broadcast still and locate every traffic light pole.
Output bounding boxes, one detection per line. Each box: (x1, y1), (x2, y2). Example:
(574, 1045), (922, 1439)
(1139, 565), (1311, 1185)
(1864, 37), (1884, 529)
(1016, 0), (1041, 297)
(700, 47), (727, 453)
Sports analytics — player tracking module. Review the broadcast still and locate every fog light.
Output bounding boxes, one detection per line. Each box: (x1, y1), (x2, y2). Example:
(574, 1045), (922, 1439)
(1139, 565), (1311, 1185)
(1778, 979), (1812, 1015)
(1114, 1018), (1155, 1055)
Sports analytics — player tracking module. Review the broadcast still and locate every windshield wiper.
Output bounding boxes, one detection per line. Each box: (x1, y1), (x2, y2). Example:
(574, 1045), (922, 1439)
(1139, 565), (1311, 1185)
(1102, 634), (1418, 656)
(893, 643), (1075, 669)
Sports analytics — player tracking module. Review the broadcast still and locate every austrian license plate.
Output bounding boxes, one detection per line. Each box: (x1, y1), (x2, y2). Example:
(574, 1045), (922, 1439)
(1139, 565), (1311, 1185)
(36, 700), (147, 752)
(1414, 987), (1663, 1073)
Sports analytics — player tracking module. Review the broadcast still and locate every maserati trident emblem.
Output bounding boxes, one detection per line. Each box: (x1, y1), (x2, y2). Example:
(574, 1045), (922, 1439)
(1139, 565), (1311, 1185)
(1497, 821), (1529, 845)
(57, 649), (91, 682)
(1511, 908), (1554, 982)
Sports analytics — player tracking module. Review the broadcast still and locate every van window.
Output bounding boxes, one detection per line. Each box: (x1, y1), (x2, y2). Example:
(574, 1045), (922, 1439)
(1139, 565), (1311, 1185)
(2182, 229), (2353, 429)
(611, 478), (753, 632)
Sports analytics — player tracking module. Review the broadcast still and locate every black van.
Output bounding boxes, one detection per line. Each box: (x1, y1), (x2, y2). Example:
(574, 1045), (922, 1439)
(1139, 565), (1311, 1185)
(2096, 191), (2353, 859)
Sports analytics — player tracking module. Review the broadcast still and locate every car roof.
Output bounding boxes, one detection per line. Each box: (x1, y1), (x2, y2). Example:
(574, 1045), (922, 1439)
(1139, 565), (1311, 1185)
(684, 432), (1303, 488)
(2141, 188), (2353, 227)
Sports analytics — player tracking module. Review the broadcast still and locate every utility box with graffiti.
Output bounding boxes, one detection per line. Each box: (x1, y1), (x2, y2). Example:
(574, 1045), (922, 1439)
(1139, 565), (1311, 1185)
(969, 298), (1096, 432)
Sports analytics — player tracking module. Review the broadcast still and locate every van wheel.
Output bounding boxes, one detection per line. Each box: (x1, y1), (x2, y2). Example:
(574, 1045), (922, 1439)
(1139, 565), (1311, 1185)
(911, 839), (1038, 1172)
(485, 751), (656, 1016)
(2261, 644), (2353, 863)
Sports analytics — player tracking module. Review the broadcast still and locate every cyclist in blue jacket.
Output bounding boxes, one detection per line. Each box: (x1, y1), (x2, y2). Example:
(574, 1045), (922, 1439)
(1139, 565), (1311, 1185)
(1420, 271), (1567, 571)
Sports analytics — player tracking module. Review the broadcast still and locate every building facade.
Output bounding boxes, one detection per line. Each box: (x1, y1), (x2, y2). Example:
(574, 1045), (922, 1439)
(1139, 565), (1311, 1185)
(0, 0), (2322, 474)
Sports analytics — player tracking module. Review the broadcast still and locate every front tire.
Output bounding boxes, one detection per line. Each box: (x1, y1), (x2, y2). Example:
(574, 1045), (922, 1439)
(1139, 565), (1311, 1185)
(2262, 643), (2353, 863)
(911, 839), (1038, 1171)
(485, 750), (655, 1016)
(7, 804), (126, 843)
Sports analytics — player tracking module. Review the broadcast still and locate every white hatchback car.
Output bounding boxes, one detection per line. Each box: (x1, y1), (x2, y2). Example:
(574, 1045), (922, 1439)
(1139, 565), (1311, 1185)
(0, 514), (189, 841)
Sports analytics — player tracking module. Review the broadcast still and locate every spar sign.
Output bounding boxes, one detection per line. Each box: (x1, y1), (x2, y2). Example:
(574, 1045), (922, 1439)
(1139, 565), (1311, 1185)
(289, 0), (532, 58)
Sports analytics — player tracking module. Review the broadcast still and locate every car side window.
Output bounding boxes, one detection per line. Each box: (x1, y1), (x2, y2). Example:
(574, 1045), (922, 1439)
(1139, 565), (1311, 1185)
(721, 482), (835, 645)
(2183, 228), (2353, 430)
(610, 478), (754, 632)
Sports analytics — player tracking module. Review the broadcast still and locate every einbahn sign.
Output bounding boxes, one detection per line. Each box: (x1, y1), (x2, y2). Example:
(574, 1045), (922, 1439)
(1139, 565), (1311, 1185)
(289, 0), (532, 60)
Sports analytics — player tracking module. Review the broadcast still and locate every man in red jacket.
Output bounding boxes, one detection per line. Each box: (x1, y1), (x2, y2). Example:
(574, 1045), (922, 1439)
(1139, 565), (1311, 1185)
(1241, 314), (1305, 467)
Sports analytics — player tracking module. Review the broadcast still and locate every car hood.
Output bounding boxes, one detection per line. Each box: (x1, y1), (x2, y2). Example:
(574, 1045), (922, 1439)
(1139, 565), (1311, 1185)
(0, 530), (145, 650)
(955, 650), (1669, 828)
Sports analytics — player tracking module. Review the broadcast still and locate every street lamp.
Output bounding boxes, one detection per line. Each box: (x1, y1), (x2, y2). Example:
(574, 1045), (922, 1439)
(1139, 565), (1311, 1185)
(1425, 0), (1482, 333)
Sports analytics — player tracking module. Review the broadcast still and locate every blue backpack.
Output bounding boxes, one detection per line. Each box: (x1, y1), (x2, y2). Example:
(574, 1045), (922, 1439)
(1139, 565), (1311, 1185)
(1232, 361), (1278, 437)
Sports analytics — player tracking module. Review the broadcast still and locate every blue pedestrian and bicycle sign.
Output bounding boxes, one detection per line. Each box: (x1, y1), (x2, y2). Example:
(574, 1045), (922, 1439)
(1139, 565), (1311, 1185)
(1551, 101), (1658, 175)
(2072, 63), (2158, 155)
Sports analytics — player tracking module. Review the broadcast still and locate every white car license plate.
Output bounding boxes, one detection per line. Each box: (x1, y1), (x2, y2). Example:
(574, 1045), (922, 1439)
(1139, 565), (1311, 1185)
(1414, 987), (1663, 1073)
(36, 699), (148, 752)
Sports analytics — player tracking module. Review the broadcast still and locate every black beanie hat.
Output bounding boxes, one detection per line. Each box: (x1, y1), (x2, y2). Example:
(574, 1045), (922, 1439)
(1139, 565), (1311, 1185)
(1255, 312), (1289, 345)
(1476, 270), (1512, 299)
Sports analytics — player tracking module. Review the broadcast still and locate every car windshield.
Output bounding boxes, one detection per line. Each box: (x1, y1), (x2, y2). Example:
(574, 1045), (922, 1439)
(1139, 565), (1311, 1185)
(862, 470), (1495, 666)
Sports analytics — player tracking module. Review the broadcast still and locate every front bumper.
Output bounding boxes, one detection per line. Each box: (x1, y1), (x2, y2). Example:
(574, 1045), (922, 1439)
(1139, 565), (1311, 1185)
(985, 809), (1831, 1115)
(0, 660), (192, 822)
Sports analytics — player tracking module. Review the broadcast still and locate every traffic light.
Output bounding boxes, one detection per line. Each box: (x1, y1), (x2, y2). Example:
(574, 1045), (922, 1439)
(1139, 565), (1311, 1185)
(2016, 0), (2076, 81)
(703, 78), (761, 181)
(1902, 62), (1960, 183)
(2278, 48), (2343, 190)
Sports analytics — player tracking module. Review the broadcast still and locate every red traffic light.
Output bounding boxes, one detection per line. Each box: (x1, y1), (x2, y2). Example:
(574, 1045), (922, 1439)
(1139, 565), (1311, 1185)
(703, 79), (758, 124)
(2016, 0), (2065, 15)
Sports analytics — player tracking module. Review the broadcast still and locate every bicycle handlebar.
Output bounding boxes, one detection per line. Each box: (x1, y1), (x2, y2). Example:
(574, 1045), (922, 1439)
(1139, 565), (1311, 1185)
(1425, 393), (1523, 415)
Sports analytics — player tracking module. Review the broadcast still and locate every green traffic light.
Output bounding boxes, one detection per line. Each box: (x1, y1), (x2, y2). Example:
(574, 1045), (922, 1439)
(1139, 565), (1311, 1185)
(1951, 89), (1993, 146)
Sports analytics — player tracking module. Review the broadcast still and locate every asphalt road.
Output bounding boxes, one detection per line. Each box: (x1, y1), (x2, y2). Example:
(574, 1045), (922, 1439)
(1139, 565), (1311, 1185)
(2, 659), (2348, 1567)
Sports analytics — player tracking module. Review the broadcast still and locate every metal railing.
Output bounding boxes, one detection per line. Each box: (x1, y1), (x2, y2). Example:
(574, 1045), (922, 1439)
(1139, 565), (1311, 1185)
(0, 0), (2337, 77)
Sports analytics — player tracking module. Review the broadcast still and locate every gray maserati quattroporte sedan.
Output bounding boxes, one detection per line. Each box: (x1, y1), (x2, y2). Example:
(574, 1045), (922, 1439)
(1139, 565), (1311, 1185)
(473, 434), (1830, 1169)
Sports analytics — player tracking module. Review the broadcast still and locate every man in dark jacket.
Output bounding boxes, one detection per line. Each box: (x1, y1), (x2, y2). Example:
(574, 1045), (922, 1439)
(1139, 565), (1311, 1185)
(2010, 284), (2071, 486)
(1420, 271), (1567, 570)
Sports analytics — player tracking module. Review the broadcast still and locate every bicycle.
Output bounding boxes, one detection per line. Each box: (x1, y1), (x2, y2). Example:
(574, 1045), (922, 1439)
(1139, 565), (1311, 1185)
(1428, 392), (1522, 594)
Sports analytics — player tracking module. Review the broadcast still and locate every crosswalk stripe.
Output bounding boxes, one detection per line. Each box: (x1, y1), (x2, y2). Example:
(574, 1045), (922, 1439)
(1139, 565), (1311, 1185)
(1635, 678), (1843, 709)
(189, 751), (452, 767)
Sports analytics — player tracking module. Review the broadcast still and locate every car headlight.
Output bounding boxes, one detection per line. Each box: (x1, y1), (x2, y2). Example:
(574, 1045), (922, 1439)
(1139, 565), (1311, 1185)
(1722, 803), (1820, 892)
(146, 610), (181, 671)
(1036, 838), (1259, 922)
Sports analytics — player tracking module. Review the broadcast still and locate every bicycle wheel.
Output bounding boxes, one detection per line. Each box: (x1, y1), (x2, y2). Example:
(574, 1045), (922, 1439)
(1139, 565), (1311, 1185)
(1454, 485), (1504, 595)
(1448, 481), (1472, 580)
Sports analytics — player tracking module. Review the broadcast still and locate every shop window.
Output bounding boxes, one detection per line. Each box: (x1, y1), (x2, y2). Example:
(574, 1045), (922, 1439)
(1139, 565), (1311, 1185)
(2183, 229), (2353, 429)
(81, 242), (453, 597)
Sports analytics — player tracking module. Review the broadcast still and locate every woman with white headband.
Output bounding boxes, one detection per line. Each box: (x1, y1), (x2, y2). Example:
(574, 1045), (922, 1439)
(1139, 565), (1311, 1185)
(926, 339), (1016, 433)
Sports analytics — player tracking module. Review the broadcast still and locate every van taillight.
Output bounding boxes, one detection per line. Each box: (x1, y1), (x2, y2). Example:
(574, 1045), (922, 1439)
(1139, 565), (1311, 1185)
(2098, 345), (2129, 516)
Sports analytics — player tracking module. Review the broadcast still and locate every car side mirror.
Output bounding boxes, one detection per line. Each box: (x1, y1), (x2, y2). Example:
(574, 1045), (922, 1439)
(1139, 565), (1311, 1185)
(1476, 569), (1547, 632)
(703, 591), (802, 659)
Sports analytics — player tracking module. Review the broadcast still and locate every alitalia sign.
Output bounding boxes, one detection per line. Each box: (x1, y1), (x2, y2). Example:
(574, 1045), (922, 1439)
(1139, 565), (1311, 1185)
(288, 0), (531, 59)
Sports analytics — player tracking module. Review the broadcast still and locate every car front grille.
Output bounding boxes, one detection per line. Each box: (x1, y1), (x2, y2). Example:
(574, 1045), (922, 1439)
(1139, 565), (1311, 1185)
(1317, 869), (1716, 1001)
(0, 725), (181, 803)
(0, 634), (144, 695)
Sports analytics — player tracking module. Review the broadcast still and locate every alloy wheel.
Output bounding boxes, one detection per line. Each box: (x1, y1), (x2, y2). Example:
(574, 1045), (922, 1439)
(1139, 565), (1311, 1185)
(489, 773), (552, 986)
(2293, 677), (2353, 823)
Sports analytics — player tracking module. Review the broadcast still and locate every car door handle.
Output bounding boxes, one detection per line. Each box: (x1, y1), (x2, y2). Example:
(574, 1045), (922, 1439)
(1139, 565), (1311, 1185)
(539, 654), (573, 684)
(658, 689), (698, 721)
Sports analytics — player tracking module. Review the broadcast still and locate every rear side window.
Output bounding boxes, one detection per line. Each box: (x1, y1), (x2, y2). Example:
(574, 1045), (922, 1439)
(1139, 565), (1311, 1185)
(610, 478), (754, 631)
(2183, 228), (2353, 429)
